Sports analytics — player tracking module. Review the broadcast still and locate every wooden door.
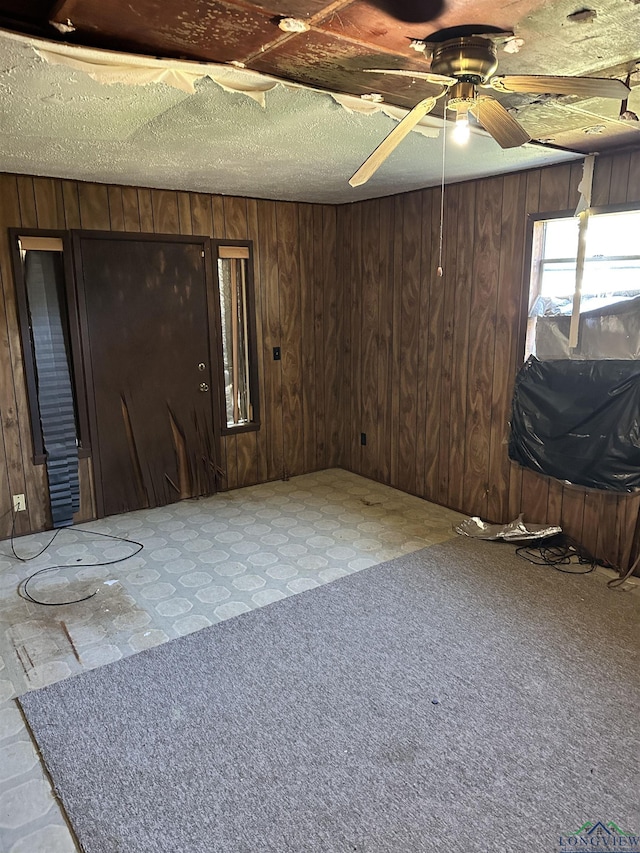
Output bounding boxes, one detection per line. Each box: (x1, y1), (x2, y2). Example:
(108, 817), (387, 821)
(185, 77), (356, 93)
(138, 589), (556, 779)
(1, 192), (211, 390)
(73, 232), (221, 517)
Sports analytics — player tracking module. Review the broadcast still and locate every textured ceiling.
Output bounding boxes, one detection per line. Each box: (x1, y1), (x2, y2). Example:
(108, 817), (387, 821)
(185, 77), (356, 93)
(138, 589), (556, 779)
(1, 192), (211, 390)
(0, 30), (579, 202)
(2, 0), (638, 147)
(1, 0), (639, 203)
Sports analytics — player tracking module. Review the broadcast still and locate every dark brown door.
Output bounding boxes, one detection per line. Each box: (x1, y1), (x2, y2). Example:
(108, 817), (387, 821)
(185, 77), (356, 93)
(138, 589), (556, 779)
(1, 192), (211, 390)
(73, 232), (221, 518)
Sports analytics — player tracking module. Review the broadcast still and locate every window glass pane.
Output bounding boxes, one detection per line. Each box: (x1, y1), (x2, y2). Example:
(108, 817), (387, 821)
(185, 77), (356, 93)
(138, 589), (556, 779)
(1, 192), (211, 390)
(581, 258), (640, 309)
(217, 256), (252, 428)
(543, 218), (579, 259)
(539, 261), (576, 301)
(586, 209), (640, 258)
(537, 215), (640, 310)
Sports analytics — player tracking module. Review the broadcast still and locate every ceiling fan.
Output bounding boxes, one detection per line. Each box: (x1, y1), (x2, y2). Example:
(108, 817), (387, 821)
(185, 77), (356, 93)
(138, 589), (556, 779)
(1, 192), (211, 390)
(349, 28), (631, 187)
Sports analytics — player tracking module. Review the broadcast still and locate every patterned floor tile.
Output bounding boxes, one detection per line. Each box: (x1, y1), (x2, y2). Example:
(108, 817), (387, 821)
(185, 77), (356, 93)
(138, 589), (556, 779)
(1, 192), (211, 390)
(0, 468), (465, 853)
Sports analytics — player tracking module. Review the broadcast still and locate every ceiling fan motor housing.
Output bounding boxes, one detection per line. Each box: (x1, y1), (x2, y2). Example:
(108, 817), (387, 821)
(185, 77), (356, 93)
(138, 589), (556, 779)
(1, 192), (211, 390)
(447, 81), (476, 113)
(431, 36), (498, 83)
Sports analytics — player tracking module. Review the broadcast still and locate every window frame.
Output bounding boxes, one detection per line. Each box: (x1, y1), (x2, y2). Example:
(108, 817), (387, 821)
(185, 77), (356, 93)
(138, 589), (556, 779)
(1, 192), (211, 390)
(211, 238), (261, 436)
(10, 228), (92, 465)
(521, 201), (640, 363)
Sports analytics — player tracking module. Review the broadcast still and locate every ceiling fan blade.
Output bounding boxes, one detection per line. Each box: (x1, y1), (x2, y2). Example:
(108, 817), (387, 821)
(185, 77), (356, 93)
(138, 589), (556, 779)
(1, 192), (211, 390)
(490, 74), (630, 99)
(363, 68), (457, 86)
(470, 97), (531, 148)
(349, 96), (438, 187)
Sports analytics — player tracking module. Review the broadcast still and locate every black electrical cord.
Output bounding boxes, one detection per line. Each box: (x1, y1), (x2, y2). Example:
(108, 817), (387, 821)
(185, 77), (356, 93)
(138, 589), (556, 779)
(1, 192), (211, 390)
(515, 534), (596, 575)
(8, 516), (144, 606)
(607, 552), (640, 589)
(9, 509), (63, 561)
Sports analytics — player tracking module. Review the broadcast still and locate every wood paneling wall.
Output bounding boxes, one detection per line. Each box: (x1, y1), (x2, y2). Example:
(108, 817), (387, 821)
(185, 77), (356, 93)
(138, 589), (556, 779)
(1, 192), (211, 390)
(2, 151), (640, 572)
(0, 176), (341, 538)
(339, 150), (640, 572)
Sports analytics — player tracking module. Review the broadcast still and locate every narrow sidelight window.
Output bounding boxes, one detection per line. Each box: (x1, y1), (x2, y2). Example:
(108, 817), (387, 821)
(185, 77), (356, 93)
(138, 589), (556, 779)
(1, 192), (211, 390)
(214, 242), (260, 432)
(11, 233), (87, 526)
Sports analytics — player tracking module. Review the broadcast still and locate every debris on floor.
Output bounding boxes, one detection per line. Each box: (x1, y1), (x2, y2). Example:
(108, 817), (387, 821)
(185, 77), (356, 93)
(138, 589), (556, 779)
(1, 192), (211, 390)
(455, 513), (562, 541)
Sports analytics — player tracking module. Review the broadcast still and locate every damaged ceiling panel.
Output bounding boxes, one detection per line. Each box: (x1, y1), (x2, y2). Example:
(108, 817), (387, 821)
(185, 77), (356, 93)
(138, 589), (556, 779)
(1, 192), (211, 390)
(513, 92), (640, 150)
(52, 0), (281, 65)
(0, 30), (576, 202)
(248, 30), (444, 110)
(33, 1), (640, 94)
(0, 0), (637, 199)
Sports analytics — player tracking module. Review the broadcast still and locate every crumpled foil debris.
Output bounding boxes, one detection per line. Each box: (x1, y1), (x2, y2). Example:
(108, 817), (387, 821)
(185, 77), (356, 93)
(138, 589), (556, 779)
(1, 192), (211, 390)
(455, 513), (562, 541)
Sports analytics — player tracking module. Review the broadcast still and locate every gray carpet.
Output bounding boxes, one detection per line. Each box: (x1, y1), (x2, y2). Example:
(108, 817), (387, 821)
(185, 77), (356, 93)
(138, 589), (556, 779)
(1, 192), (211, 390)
(19, 537), (640, 853)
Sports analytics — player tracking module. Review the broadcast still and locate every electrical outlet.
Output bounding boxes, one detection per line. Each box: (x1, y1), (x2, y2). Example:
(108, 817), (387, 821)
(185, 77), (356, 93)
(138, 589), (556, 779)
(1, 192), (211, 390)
(12, 494), (26, 512)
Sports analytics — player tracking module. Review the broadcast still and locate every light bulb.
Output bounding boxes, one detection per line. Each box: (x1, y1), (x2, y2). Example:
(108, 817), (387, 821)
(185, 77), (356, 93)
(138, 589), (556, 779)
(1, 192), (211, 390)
(453, 111), (470, 144)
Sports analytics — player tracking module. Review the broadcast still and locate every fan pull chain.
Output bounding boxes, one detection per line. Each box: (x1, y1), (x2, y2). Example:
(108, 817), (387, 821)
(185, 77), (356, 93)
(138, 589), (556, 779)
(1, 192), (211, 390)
(437, 113), (446, 277)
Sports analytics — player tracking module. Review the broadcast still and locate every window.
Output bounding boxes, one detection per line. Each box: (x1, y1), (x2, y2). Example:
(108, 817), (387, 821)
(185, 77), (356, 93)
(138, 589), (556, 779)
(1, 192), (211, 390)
(11, 231), (92, 526)
(526, 206), (640, 360)
(213, 241), (259, 432)
(11, 231), (90, 464)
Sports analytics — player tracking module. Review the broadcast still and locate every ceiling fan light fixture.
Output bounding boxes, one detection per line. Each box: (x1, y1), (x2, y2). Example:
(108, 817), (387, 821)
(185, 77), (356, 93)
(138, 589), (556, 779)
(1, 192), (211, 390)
(447, 81), (475, 144)
(453, 110), (471, 144)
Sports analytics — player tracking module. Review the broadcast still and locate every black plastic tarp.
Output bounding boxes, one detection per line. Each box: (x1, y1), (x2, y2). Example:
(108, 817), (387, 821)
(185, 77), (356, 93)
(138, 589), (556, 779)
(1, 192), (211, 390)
(509, 356), (640, 492)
